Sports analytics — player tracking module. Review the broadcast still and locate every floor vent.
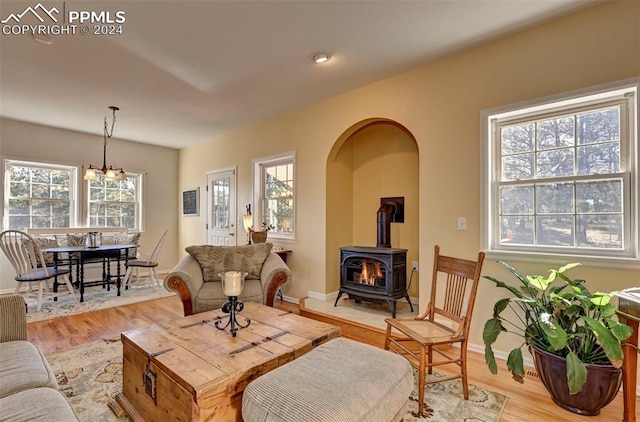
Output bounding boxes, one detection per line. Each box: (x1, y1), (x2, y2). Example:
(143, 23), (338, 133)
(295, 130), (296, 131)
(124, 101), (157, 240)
(526, 369), (539, 378)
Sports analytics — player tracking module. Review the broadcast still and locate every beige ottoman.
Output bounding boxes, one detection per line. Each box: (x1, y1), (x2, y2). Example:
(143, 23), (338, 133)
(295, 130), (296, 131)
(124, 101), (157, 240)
(242, 337), (413, 422)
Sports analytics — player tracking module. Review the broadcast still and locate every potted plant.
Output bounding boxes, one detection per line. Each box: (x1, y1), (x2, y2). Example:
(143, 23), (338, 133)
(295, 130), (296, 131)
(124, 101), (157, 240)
(483, 261), (634, 415)
(250, 223), (275, 244)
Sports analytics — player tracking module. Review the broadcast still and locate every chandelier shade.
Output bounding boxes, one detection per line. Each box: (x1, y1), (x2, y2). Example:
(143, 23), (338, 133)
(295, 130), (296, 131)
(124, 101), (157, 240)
(84, 106), (127, 181)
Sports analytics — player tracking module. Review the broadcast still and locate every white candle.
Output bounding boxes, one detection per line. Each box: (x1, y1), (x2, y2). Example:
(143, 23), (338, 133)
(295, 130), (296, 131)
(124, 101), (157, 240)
(223, 271), (243, 296)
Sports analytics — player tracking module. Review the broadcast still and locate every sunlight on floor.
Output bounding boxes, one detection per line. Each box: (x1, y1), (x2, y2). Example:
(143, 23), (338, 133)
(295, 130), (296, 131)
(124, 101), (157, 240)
(303, 296), (419, 330)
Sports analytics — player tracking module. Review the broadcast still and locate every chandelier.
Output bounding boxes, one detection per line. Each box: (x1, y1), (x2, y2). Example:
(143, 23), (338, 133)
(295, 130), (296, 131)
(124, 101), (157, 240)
(84, 106), (126, 181)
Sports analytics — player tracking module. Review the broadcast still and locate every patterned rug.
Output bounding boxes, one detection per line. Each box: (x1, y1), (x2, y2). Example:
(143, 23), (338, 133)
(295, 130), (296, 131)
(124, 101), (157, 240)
(46, 338), (507, 422)
(404, 371), (508, 421)
(46, 338), (125, 422)
(24, 283), (173, 323)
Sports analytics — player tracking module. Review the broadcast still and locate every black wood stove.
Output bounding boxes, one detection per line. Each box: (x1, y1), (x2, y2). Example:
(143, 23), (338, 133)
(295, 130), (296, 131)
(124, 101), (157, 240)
(334, 199), (413, 318)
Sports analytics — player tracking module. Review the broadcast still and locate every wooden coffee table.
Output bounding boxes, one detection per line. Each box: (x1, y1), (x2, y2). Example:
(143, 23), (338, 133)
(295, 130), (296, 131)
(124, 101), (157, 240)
(110, 302), (341, 422)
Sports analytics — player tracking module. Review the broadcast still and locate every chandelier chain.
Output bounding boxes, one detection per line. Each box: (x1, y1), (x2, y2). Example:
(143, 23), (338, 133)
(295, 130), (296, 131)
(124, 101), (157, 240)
(104, 107), (117, 142)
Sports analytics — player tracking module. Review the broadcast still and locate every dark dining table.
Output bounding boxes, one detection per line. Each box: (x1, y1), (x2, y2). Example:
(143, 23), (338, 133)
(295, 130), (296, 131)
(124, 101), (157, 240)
(43, 244), (137, 302)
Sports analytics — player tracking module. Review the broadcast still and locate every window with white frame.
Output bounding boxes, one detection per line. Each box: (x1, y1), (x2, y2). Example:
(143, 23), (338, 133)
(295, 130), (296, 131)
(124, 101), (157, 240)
(481, 80), (638, 263)
(87, 173), (141, 229)
(254, 152), (295, 240)
(4, 160), (77, 229)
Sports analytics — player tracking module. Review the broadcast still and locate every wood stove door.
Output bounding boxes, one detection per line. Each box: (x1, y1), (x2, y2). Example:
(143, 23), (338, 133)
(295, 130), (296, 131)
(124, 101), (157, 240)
(342, 256), (387, 293)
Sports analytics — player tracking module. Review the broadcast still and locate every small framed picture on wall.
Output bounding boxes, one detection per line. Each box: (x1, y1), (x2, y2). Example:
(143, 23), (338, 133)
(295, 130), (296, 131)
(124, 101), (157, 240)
(182, 187), (200, 216)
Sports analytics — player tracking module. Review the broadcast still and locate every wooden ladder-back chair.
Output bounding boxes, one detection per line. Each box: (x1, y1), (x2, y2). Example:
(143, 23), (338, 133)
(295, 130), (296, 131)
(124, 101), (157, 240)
(124, 229), (168, 288)
(0, 230), (76, 312)
(384, 245), (485, 416)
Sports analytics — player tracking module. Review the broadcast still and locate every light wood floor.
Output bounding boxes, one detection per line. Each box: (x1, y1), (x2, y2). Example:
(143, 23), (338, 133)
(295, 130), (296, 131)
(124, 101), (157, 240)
(27, 295), (635, 421)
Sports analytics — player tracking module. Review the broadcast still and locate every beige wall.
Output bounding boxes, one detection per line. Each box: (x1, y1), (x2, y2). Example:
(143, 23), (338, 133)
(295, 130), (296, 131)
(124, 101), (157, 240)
(329, 121), (419, 297)
(0, 118), (179, 292)
(326, 135), (354, 294)
(178, 0), (640, 359)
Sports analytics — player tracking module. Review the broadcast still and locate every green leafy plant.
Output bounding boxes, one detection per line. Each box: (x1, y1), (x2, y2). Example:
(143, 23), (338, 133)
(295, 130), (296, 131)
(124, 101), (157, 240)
(483, 261), (633, 394)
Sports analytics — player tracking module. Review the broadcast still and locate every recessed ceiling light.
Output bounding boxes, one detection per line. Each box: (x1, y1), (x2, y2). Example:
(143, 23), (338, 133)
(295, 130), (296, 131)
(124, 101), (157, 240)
(312, 52), (330, 64)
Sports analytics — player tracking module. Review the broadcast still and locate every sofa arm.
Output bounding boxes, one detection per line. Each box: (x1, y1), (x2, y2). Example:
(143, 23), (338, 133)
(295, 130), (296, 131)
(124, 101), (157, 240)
(260, 252), (292, 307)
(164, 254), (205, 316)
(0, 295), (27, 343)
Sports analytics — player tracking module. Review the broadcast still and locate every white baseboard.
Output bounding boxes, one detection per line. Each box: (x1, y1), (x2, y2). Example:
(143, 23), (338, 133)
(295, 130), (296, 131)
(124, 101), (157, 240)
(1, 287), (22, 294)
(307, 290), (339, 301)
(279, 294), (299, 304)
(467, 341), (535, 369)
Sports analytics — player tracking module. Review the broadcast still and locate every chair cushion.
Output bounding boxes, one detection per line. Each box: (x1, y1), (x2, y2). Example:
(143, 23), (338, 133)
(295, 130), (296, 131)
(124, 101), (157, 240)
(33, 236), (58, 266)
(195, 279), (263, 313)
(0, 387), (78, 421)
(0, 340), (58, 398)
(126, 259), (159, 268)
(16, 267), (69, 282)
(242, 337), (413, 422)
(186, 243), (272, 282)
(115, 232), (141, 258)
(100, 234), (116, 245)
(114, 231), (141, 245)
(66, 233), (87, 247)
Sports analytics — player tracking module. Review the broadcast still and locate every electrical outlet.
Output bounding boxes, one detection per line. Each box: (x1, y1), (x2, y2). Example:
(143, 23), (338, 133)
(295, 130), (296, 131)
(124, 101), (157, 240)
(411, 261), (419, 271)
(457, 217), (467, 231)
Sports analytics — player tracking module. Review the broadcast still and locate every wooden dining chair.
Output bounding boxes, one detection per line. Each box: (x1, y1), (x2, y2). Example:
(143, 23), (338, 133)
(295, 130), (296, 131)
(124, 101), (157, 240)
(0, 230), (76, 312)
(384, 245), (485, 416)
(123, 229), (168, 288)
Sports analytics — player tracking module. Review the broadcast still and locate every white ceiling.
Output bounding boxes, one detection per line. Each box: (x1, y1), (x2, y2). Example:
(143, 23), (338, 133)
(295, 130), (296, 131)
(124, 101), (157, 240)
(0, 0), (599, 149)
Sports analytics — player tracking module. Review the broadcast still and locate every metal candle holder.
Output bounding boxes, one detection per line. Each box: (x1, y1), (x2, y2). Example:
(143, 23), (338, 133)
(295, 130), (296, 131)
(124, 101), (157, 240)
(215, 296), (251, 337)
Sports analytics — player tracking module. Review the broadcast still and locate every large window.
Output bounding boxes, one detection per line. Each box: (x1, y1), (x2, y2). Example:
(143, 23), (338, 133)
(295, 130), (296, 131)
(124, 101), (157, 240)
(4, 160), (77, 229)
(481, 80), (638, 265)
(87, 173), (142, 229)
(254, 152), (295, 240)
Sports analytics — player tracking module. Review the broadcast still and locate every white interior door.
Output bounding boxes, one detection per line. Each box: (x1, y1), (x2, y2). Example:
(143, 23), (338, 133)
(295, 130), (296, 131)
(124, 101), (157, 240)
(206, 168), (236, 246)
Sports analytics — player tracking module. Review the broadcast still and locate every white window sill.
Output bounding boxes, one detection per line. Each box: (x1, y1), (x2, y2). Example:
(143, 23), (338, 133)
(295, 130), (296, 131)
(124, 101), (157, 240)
(485, 249), (640, 271)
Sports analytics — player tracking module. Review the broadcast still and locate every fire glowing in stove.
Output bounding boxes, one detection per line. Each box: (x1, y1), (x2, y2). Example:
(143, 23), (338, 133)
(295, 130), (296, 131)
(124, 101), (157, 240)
(355, 260), (383, 285)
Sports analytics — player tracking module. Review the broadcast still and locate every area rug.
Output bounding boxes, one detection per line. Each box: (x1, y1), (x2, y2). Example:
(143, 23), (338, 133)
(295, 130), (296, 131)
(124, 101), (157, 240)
(403, 370), (508, 421)
(24, 283), (174, 323)
(46, 337), (125, 421)
(46, 338), (508, 422)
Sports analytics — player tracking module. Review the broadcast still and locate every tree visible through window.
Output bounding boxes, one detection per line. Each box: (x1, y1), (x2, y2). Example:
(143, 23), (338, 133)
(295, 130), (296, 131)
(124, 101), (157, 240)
(88, 173), (140, 229)
(4, 160), (76, 229)
(482, 81), (638, 261)
(500, 106), (623, 248)
(254, 153), (295, 239)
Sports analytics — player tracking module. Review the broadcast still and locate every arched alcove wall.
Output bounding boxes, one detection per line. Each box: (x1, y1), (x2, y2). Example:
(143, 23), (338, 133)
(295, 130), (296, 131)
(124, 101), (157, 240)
(326, 118), (419, 298)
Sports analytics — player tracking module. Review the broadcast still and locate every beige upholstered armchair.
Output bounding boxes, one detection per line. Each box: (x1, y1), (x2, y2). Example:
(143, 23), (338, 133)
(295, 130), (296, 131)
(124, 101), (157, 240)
(0, 295), (79, 421)
(164, 243), (291, 316)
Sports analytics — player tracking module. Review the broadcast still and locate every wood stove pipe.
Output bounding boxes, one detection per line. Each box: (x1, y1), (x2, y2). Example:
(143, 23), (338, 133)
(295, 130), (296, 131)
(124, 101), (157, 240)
(376, 201), (398, 248)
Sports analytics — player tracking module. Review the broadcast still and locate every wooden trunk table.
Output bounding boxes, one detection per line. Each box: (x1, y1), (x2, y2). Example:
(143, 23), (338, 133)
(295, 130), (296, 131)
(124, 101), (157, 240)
(111, 302), (341, 422)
